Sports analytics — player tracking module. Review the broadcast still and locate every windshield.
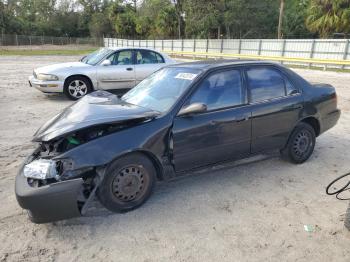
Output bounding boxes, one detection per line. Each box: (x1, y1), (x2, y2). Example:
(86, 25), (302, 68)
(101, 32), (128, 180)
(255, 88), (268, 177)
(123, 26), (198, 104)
(122, 67), (201, 113)
(81, 48), (113, 65)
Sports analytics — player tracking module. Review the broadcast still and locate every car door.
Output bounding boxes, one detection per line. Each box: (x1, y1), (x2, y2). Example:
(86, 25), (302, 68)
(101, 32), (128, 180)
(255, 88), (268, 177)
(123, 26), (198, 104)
(97, 49), (136, 90)
(245, 66), (303, 153)
(134, 50), (166, 85)
(172, 68), (252, 172)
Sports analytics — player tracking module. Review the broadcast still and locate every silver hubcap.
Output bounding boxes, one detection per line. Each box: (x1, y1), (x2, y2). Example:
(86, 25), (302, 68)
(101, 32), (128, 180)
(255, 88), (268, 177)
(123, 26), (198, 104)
(68, 80), (87, 98)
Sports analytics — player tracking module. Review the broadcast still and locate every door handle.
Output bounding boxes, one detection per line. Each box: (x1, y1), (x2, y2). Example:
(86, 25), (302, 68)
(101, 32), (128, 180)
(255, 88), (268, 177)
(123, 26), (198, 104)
(210, 116), (249, 125)
(126, 67), (133, 71)
(235, 116), (250, 122)
(292, 104), (302, 109)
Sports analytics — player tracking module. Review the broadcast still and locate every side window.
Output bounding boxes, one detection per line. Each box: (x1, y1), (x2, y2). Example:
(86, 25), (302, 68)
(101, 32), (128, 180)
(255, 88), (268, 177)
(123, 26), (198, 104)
(188, 69), (243, 111)
(136, 50), (164, 64)
(155, 53), (165, 63)
(108, 50), (133, 65)
(285, 78), (299, 95)
(246, 67), (287, 103)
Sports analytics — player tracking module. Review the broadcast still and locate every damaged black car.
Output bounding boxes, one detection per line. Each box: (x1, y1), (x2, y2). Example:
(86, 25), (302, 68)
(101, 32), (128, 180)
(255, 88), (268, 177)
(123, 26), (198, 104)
(15, 60), (340, 223)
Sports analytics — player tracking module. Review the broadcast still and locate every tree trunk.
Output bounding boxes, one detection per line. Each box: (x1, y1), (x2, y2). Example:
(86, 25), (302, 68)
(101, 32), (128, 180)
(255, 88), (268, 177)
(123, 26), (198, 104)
(278, 0), (285, 39)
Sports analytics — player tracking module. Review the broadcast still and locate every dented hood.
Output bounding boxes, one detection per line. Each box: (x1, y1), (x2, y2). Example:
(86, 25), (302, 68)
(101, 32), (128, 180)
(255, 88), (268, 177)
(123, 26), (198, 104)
(33, 91), (159, 142)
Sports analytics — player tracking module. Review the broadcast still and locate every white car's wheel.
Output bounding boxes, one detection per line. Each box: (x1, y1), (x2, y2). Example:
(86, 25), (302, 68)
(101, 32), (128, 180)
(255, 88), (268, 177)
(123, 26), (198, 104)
(64, 76), (92, 100)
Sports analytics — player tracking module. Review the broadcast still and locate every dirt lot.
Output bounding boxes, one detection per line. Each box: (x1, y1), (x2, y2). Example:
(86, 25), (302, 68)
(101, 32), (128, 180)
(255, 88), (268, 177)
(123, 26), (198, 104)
(0, 56), (350, 262)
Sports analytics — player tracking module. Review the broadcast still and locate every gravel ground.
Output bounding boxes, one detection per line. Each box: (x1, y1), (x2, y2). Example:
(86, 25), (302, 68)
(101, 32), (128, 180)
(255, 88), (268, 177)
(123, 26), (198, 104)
(0, 56), (350, 262)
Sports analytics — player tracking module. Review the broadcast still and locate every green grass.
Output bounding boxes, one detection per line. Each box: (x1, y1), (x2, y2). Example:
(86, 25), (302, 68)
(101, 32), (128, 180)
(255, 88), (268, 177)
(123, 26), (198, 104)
(0, 48), (98, 56)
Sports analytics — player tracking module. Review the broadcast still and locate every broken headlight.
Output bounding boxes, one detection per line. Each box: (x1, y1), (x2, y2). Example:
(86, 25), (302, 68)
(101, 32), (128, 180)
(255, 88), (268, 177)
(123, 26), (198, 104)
(23, 159), (58, 180)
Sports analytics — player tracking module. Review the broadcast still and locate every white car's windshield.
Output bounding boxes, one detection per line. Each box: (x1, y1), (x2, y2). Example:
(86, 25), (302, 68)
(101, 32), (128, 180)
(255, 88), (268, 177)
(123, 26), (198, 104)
(122, 67), (201, 113)
(81, 48), (113, 65)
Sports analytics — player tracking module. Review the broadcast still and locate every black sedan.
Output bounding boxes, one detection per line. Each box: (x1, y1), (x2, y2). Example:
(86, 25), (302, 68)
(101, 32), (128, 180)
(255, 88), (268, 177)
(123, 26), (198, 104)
(15, 60), (340, 223)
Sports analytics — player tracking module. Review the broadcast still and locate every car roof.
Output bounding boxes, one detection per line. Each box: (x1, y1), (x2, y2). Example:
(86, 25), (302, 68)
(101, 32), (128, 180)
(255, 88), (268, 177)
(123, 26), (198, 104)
(167, 59), (281, 70)
(107, 46), (162, 52)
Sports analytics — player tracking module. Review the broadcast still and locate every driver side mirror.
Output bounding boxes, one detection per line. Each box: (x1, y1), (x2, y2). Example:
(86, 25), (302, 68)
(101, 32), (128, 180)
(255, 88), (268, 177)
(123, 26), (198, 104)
(177, 103), (207, 117)
(101, 59), (112, 66)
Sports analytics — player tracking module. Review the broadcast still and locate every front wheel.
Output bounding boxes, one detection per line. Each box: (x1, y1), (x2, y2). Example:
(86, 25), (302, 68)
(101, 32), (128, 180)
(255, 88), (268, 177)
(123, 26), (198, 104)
(64, 76), (92, 100)
(97, 153), (156, 213)
(281, 122), (316, 164)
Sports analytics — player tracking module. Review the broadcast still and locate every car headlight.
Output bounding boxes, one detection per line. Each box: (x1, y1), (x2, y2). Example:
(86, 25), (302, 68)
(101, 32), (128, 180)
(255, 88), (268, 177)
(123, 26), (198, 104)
(36, 73), (59, 81)
(23, 159), (58, 180)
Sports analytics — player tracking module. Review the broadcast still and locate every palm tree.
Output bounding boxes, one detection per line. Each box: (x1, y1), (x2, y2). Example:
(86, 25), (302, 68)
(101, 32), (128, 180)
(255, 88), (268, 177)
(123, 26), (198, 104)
(306, 0), (350, 38)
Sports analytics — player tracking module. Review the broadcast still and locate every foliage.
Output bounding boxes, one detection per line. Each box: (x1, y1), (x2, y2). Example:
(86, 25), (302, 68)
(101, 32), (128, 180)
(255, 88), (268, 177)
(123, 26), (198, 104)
(1, 0), (350, 39)
(306, 0), (350, 38)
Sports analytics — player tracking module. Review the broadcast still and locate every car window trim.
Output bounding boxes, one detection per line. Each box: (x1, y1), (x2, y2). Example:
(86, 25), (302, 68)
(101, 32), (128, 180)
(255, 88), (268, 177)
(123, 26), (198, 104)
(105, 49), (136, 66)
(135, 49), (165, 65)
(244, 65), (302, 105)
(177, 67), (247, 115)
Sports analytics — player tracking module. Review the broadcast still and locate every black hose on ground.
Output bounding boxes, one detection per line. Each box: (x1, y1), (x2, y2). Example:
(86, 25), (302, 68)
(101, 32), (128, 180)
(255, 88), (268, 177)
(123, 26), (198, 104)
(326, 172), (350, 200)
(326, 172), (350, 230)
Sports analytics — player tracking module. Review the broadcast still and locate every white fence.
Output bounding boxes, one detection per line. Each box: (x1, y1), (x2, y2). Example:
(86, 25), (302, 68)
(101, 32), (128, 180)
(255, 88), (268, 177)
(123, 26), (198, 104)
(104, 38), (350, 69)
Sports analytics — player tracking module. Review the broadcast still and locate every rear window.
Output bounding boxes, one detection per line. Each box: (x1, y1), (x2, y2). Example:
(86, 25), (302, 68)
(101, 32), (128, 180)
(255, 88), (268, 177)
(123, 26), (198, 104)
(246, 67), (297, 103)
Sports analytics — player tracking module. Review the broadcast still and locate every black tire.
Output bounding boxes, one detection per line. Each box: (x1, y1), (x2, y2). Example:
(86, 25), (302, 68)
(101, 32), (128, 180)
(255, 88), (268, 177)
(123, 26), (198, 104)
(64, 76), (92, 100)
(281, 122), (316, 164)
(97, 153), (156, 213)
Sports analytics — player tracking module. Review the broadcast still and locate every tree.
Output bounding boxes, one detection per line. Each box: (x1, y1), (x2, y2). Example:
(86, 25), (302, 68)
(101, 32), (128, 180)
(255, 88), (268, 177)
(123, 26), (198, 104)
(306, 0), (350, 38)
(283, 0), (311, 38)
(278, 0), (285, 38)
(89, 12), (113, 38)
(109, 1), (137, 38)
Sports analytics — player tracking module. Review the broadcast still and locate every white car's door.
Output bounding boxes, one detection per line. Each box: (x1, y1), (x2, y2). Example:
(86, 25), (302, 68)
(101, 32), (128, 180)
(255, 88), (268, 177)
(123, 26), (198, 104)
(134, 50), (166, 84)
(97, 50), (135, 90)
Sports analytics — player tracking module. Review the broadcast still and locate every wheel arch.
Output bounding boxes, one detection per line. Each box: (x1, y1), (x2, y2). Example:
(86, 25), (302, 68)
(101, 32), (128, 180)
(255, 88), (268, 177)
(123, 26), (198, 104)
(64, 74), (95, 90)
(299, 116), (320, 137)
(107, 150), (165, 181)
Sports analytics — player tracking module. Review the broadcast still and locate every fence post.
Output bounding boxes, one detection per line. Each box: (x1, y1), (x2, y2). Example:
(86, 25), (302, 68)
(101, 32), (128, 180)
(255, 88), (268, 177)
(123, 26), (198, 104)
(193, 39), (196, 59)
(162, 39), (164, 51)
(15, 34), (18, 46)
(238, 39), (242, 54)
(171, 39), (174, 51)
(281, 39), (286, 64)
(29, 35), (32, 46)
(258, 39), (262, 55)
(153, 39), (156, 49)
(309, 39), (316, 68)
(342, 39), (349, 69)
(220, 37), (224, 54)
(206, 38), (209, 59)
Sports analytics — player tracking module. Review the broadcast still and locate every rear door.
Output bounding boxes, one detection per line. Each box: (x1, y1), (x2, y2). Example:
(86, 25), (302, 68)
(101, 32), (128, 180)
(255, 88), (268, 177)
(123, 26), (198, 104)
(134, 50), (166, 84)
(245, 66), (303, 153)
(97, 49), (136, 90)
(172, 68), (252, 172)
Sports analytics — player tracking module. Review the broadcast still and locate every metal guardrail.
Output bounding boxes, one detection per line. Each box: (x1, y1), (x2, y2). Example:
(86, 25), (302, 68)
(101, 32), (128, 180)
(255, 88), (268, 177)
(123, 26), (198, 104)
(105, 38), (350, 70)
(164, 50), (350, 67)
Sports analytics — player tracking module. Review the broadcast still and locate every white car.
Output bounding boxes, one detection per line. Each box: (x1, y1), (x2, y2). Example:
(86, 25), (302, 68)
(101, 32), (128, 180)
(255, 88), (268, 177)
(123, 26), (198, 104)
(29, 47), (176, 100)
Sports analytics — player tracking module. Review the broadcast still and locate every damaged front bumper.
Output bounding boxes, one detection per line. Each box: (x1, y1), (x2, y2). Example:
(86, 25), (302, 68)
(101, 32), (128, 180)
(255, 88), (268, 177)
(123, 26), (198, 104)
(15, 164), (83, 223)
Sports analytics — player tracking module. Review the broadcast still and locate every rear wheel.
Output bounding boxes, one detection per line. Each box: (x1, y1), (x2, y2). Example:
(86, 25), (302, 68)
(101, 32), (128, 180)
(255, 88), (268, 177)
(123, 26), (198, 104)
(97, 153), (156, 213)
(281, 122), (316, 164)
(64, 76), (92, 100)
